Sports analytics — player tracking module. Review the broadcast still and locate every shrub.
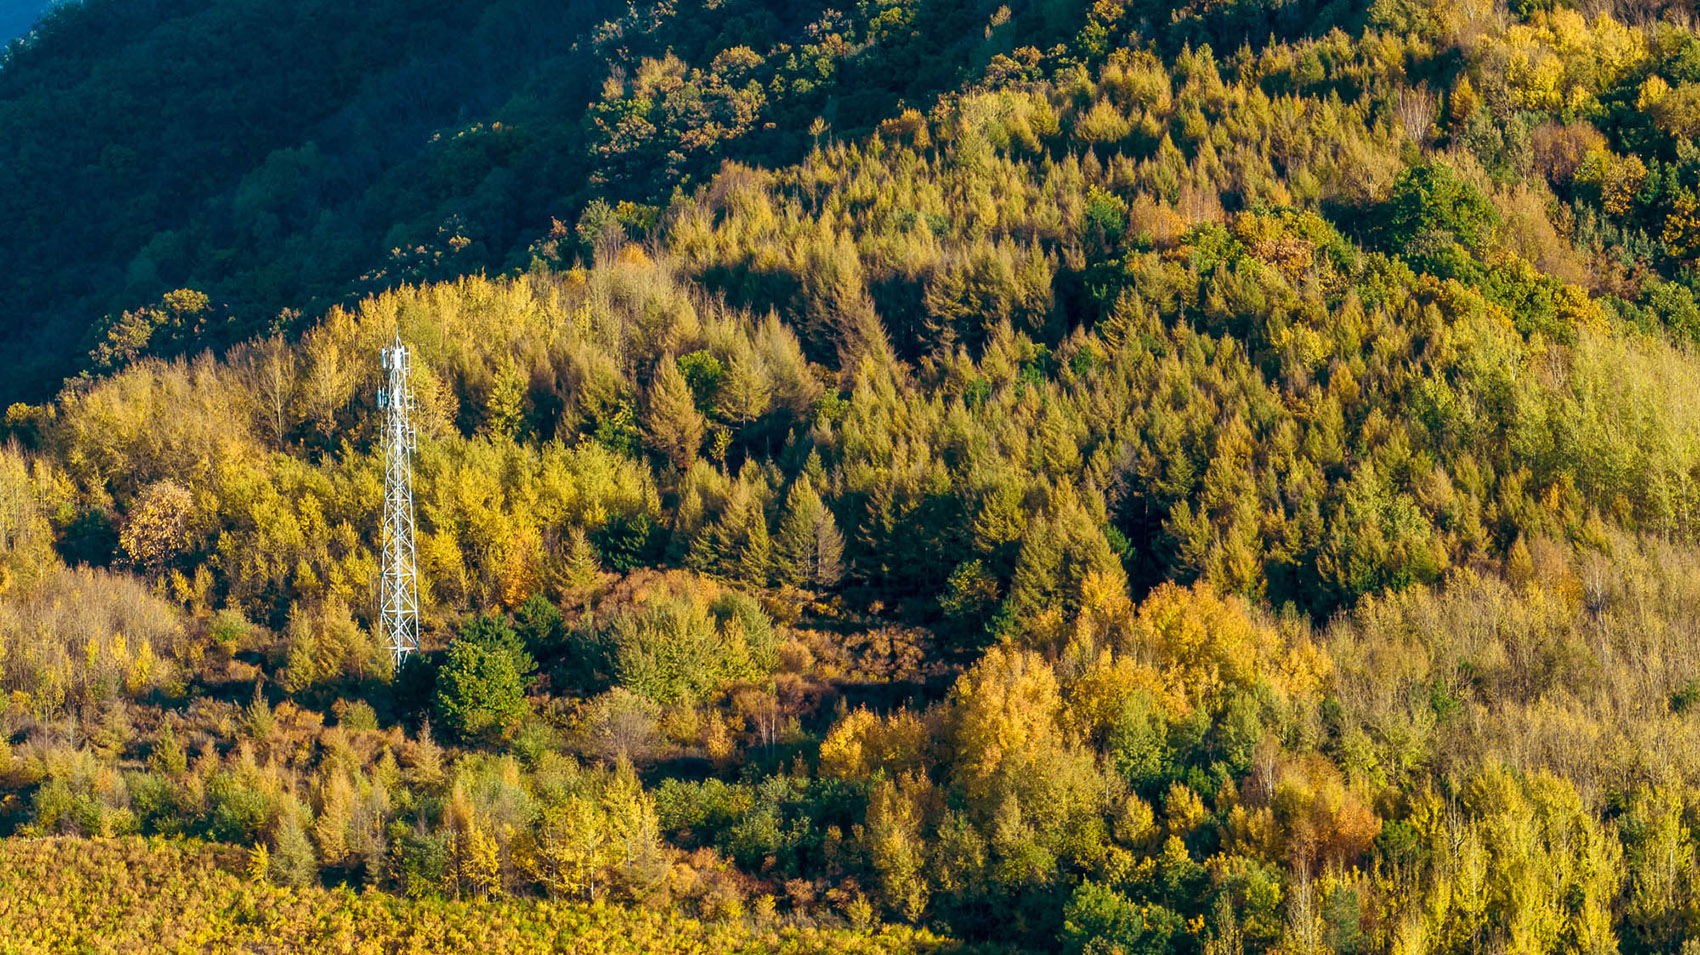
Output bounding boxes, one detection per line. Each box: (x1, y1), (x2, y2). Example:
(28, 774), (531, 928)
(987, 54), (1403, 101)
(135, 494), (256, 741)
(332, 698), (379, 731)
(435, 617), (537, 744)
(1060, 881), (1183, 955)
(608, 587), (775, 705)
(1379, 161), (1498, 275)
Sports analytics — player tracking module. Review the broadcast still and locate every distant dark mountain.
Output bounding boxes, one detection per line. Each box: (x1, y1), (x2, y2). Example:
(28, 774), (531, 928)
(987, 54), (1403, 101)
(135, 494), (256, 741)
(0, 0), (1085, 404)
(0, 0), (624, 402)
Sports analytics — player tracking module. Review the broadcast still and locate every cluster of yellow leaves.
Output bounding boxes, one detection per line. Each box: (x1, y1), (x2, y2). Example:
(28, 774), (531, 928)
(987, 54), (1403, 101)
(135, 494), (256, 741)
(1664, 191), (1700, 259)
(0, 837), (945, 955)
(1380, 769), (1622, 955)
(1129, 582), (1330, 711)
(818, 707), (930, 780)
(1488, 10), (1646, 113)
(0, 564), (186, 718)
(945, 645), (1077, 806)
(827, 581), (1330, 780)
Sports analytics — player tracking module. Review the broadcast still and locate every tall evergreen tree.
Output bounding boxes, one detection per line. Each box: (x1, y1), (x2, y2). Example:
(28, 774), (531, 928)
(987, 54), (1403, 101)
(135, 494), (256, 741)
(713, 345), (773, 426)
(561, 526), (601, 592)
(642, 359), (705, 469)
(775, 477), (845, 588)
(485, 360), (528, 440)
(689, 478), (772, 586)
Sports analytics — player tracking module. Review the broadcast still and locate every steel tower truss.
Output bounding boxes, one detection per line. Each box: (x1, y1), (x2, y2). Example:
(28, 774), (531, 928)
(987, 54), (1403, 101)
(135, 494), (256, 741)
(379, 333), (420, 666)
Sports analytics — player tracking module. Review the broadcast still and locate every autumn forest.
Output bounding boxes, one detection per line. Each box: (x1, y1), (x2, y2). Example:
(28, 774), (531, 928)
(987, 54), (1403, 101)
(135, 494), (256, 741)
(2, 0), (1700, 952)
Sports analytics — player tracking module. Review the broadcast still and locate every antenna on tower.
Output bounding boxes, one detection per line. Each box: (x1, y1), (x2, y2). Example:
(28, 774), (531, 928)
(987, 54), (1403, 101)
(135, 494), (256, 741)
(379, 331), (420, 667)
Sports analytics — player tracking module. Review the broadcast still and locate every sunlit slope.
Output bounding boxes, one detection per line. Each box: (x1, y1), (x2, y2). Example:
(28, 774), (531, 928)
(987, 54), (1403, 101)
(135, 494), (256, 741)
(0, 838), (944, 954)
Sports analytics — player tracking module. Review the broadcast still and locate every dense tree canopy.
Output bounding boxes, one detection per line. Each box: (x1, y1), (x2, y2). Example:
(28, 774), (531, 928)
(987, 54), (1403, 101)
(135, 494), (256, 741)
(6, 0), (1700, 952)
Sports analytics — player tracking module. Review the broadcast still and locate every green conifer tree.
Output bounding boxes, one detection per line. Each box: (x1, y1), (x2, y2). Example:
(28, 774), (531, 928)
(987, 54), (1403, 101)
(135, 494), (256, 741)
(642, 358), (705, 469)
(562, 526), (601, 592)
(270, 800), (319, 888)
(775, 478), (845, 587)
(713, 345), (773, 426)
(486, 360), (527, 440)
(689, 480), (772, 586)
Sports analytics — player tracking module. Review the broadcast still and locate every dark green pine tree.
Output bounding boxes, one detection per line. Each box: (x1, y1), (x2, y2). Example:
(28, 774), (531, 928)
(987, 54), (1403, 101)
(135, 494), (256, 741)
(689, 478), (772, 587)
(775, 477), (845, 588)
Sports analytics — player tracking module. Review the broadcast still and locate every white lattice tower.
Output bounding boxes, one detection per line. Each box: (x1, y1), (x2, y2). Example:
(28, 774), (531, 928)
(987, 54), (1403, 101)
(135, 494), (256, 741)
(379, 332), (420, 666)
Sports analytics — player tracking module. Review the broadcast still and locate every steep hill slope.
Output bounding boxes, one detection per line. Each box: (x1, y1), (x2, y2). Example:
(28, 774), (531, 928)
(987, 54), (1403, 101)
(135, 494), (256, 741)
(5, 1), (1700, 953)
(0, 0), (1131, 401)
(0, 838), (941, 953)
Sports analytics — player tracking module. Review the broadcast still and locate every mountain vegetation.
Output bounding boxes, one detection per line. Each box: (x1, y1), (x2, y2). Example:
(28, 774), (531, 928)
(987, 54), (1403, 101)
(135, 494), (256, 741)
(4, 0), (1700, 952)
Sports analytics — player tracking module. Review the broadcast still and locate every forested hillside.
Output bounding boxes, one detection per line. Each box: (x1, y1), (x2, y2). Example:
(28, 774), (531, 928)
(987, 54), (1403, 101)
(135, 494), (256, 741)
(0, 0), (1089, 400)
(5, 0), (1700, 952)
